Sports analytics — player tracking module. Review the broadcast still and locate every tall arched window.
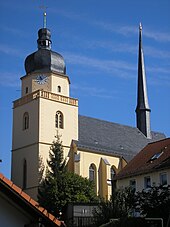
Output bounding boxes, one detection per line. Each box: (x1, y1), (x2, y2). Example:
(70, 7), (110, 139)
(111, 166), (116, 180)
(23, 159), (27, 189)
(55, 111), (64, 129)
(89, 163), (97, 193)
(23, 112), (29, 130)
(89, 164), (96, 182)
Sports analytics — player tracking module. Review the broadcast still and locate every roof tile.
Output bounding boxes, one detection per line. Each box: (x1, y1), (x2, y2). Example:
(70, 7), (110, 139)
(12, 184), (22, 195)
(20, 191), (31, 202)
(2, 176), (13, 187)
(29, 198), (39, 207)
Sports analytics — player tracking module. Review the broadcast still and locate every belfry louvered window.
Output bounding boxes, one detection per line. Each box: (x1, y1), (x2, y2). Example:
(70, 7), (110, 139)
(55, 111), (64, 129)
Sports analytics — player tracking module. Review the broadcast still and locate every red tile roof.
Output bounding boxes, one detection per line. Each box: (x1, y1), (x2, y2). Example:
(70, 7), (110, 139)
(0, 173), (65, 227)
(115, 138), (170, 180)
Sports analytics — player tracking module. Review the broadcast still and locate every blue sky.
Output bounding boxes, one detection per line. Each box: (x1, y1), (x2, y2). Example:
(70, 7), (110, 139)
(1, 0), (170, 178)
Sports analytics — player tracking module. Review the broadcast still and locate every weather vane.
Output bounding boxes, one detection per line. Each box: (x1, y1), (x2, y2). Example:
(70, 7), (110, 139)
(39, 1), (48, 28)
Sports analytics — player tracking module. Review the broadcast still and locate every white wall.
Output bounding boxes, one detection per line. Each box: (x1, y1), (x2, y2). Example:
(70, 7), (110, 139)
(117, 169), (170, 191)
(0, 193), (31, 227)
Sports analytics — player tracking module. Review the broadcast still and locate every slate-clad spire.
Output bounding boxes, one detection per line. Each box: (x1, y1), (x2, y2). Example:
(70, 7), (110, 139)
(136, 23), (151, 139)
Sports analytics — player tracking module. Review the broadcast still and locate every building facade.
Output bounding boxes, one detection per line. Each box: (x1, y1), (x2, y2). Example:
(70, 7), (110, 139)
(11, 19), (165, 200)
(115, 138), (170, 192)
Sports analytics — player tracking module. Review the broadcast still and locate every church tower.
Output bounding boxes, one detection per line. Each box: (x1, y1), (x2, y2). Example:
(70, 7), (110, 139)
(136, 23), (151, 139)
(11, 14), (78, 199)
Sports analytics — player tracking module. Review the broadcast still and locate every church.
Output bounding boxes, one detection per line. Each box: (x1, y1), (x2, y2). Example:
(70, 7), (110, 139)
(11, 16), (165, 200)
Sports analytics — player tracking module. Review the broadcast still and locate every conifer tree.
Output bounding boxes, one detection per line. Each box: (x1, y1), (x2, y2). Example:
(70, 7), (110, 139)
(38, 135), (98, 218)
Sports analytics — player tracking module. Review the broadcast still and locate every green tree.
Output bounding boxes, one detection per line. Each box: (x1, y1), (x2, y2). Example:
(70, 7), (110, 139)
(136, 185), (170, 226)
(93, 187), (135, 226)
(38, 136), (98, 218)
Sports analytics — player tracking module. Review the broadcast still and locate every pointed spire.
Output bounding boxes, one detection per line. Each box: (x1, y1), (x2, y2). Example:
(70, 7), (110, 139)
(43, 12), (47, 28)
(136, 23), (151, 139)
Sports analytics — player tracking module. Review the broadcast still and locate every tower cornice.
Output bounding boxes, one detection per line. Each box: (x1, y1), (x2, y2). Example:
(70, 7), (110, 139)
(13, 90), (78, 109)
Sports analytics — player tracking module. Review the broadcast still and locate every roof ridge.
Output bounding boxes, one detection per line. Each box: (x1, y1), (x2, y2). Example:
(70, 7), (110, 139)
(79, 115), (165, 136)
(79, 114), (138, 130)
(147, 137), (170, 145)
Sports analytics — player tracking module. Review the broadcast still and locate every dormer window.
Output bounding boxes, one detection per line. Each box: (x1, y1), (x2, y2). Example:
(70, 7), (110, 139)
(150, 151), (163, 161)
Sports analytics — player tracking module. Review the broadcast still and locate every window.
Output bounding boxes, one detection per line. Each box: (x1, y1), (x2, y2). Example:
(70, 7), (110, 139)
(89, 164), (97, 193)
(25, 87), (28, 94)
(130, 179), (136, 191)
(89, 164), (96, 182)
(57, 86), (61, 93)
(111, 166), (116, 180)
(160, 173), (167, 186)
(150, 152), (163, 161)
(55, 111), (63, 129)
(23, 159), (27, 189)
(144, 176), (151, 189)
(23, 112), (29, 130)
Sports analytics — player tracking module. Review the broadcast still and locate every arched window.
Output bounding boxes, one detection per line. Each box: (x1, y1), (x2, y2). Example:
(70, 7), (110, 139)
(55, 111), (64, 129)
(23, 159), (27, 189)
(111, 166), (116, 180)
(57, 86), (61, 93)
(89, 163), (97, 193)
(23, 112), (29, 130)
(89, 164), (96, 182)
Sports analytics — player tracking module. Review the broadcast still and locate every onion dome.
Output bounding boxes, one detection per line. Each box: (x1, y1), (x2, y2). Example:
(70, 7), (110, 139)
(25, 27), (66, 75)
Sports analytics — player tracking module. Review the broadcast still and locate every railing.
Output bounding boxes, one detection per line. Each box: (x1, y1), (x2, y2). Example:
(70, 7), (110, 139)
(13, 90), (78, 108)
(67, 217), (96, 227)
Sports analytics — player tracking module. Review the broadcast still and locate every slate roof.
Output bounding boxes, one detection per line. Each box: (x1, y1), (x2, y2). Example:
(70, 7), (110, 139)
(0, 173), (65, 227)
(114, 138), (170, 180)
(75, 115), (165, 161)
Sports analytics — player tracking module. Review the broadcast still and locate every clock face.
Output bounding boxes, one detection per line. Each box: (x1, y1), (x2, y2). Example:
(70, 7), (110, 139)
(36, 75), (48, 85)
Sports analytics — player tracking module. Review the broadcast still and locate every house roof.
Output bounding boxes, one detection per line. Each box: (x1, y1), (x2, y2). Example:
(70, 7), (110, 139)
(114, 138), (170, 180)
(0, 173), (65, 227)
(76, 115), (165, 161)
